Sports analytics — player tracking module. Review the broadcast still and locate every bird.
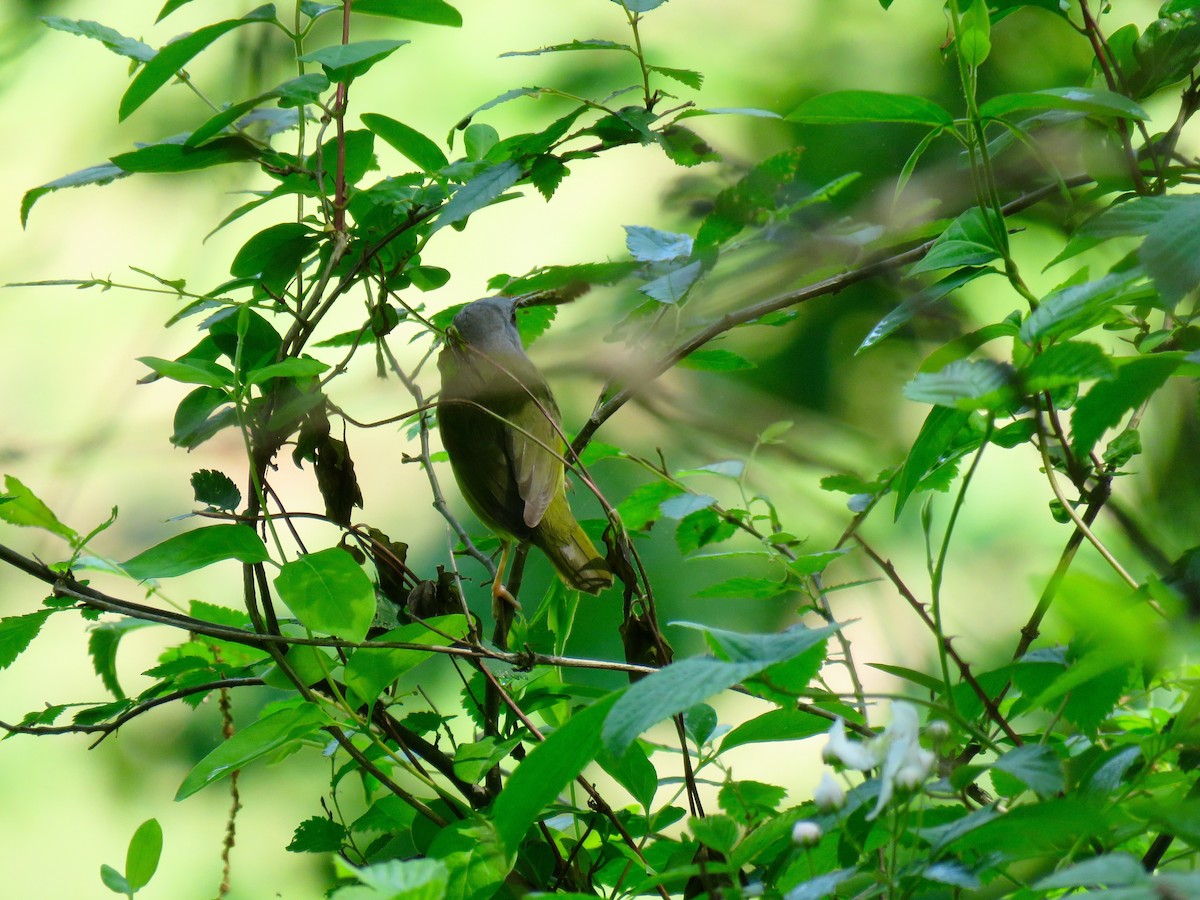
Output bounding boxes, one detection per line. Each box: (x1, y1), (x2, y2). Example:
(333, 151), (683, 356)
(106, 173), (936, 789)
(436, 295), (613, 619)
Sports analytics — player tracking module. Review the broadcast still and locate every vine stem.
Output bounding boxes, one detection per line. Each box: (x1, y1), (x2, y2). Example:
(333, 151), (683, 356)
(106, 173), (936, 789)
(1033, 410), (1141, 593)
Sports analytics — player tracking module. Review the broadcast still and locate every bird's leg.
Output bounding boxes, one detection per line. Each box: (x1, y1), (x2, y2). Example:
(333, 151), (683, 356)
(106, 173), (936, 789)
(491, 540), (520, 647)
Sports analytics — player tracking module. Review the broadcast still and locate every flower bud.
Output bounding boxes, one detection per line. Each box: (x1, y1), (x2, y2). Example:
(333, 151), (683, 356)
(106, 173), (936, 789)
(926, 719), (951, 743)
(791, 820), (823, 847)
(813, 772), (846, 811)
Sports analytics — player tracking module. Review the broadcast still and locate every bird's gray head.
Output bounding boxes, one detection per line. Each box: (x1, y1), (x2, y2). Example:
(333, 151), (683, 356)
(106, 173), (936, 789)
(449, 296), (524, 353)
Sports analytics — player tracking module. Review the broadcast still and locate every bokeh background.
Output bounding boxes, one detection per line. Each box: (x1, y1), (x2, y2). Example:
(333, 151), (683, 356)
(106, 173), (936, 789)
(1, 0), (1194, 896)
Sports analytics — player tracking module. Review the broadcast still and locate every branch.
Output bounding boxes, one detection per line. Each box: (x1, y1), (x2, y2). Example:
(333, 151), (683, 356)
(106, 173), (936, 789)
(571, 175), (1093, 451)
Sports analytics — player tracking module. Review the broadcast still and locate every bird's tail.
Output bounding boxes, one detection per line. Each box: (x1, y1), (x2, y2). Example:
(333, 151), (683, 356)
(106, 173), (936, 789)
(535, 517), (613, 595)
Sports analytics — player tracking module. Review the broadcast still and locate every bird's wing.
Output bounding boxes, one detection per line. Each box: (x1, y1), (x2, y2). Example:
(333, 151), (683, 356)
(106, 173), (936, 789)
(503, 360), (564, 530)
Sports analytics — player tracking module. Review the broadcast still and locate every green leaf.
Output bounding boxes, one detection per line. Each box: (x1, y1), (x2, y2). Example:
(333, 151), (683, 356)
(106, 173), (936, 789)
(958, 0), (992, 65)
(659, 493), (716, 519)
(120, 6), (277, 120)
(286, 816), (346, 853)
(909, 207), (1004, 275)
(721, 707), (831, 753)
(0, 611), (52, 671)
(340, 858), (449, 898)
(649, 65), (703, 89)
(894, 407), (971, 519)
(492, 692), (622, 852)
(1019, 270), (1144, 344)
(172, 387), (235, 449)
(1071, 355), (1182, 455)
(858, 267), (992, 353)
(0, 475), (77, 540)
(230, 222), (317, 279)
(1128, 11), (1200, 98)
(679, 349), (756, 371)
(345, 616), (469, 703)
(100, 864), (131, 896)
(176, 703), (328, 800)
(89, 619), (150, 699)
(40, 17), (155, 63)
(903, 359), (1016, 410)
(362, 114), (448, 172)
(186, 74), (331, 147)
(139, 356), (234, 388)
(122, 525), (269, 580)
(787, 90), (953, 126)
(191, 469), (241, 512)
(597, 743), (658, 810)
(979, 86), (1149, 121)
(428, 819), (510, 900)
(500, 38), (632, 58)
(614, 0), (668, 10)
(675, 507), (736, 555)
(657, 124), (720, 167)
(625, 224), (693, 262)
(1022, 341), (1115, 392)
(463, 123), (499, 161)
(432, 160), (521, 232)
(694, 576), (788, 600)
(1140, 197), (1200, 309)
(125, 819), (163, 892)
(638, 259), (704, 304)
(1034, 853), (1148, 890)
(618, 481), (684, 530)
(244, 356), (329, 385)
(21, 163), (128, 228)
(274, 547), (375, 642)
(351, 0), (462, 26)
(690, 814), (740, 855)
(991, 745), (1064, 796)
(602, 624), (838, 754)
(297, 39), (409, 83)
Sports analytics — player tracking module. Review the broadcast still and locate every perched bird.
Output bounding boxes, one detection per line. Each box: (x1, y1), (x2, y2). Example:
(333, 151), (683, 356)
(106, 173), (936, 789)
(436, 296), (613, 614)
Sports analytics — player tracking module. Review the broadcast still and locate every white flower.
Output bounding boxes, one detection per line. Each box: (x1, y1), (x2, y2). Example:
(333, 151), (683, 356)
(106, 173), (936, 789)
(791, 820), (823, 847)
(813, 771), (846, 811)
(868, 701), (935, 820)
(822, 718), (882, 771)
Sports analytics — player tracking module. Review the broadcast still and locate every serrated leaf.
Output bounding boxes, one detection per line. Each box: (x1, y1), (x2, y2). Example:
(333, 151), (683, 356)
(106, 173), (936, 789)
(89, 619), (150, 699)
(500, 38), (631, 58)
(432, 160), (521, 232)
(894, 406), (971, 519)
(120, 6), (277, 121)
(121, 525), (269, 580)
(1019, 270), (1144, 343)
(910, 207), (1004, 275)
(40, 17), (155, 62)
(678, 349), (755, 371)
(0, 475), (77, 540)
(602, 623), (838, 754)
(624, 224), (693, 262)
(275, 547), (374, 642)
(618, 481), (684, 530)
(1022, 341), (1115, 392)
(0, 611), (52, 671)
(286, 816), (346, 853)
(787, 90), (953, 126)
(991, 744), (1064, 796)
(638, 259), (704, 304)
(1071, 355), (1181, 455)
(345, 616), (469, 703)
(649, 65), (703, 89)
(1034, 853), (1148, 890)
(1140, 197), (1200, 309)
(21, 163), (129, 228)
(903, 359), (1016, 410)
(191, 469), (241, 512)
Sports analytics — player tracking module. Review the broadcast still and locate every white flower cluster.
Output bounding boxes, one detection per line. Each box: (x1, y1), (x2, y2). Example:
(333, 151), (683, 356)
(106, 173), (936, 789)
(817, 701), (937, 821)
